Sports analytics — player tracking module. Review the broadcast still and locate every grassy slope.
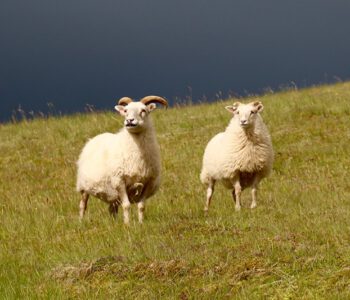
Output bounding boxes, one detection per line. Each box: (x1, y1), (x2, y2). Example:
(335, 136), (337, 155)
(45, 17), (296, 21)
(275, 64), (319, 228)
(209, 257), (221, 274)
(1, 82), (350, 299)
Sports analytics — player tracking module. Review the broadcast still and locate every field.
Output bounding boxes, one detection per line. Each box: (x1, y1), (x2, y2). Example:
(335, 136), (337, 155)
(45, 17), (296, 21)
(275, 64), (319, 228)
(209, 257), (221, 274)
(1, 82), (350, 299)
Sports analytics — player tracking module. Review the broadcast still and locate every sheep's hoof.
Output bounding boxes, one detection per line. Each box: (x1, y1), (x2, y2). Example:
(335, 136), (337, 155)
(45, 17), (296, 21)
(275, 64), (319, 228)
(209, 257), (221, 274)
(204, 208), (209, 216)
(250, 203), (257, 209)
(235, 206), (241, 212)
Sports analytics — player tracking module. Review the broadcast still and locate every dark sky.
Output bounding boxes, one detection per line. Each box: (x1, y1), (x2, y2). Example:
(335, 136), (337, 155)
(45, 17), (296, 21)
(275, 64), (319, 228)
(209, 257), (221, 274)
(1, 0), (350, 122)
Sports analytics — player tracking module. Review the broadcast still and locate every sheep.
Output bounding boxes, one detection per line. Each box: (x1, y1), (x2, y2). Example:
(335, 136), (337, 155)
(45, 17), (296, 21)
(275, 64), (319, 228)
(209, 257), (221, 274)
(76, 95), (168, 224)
(200, 100), (274, 212)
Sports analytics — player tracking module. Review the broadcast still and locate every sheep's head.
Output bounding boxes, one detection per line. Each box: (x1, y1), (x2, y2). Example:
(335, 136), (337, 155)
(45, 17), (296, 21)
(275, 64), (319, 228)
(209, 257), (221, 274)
(225, 101), (264, 128)
(115, 96), (168, 133)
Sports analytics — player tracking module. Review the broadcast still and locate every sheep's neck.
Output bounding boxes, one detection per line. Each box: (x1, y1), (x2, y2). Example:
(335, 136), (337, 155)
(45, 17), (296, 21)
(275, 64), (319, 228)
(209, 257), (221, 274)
(242, 127), (258, 141)
(127, 121), (158, 148)
(227, 124), (260, 143)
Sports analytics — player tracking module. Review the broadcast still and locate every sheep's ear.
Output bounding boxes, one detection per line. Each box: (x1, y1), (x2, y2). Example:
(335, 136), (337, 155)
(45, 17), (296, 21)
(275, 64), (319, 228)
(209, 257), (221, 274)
(225, 105), (238, 114)
(146, 103), (157, 112)
(252, 101), (264, 113)
(225, 102), (240, 114)
(115, 105), (127, 116)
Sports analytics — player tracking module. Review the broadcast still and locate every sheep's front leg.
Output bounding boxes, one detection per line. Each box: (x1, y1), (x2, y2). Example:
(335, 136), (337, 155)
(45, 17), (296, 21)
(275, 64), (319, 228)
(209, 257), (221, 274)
(204, 179), (216, 213)
(251, 176), (261, 209)
(232, 177), (242, 211)
(79, 191), (89, 220)
(138, 200), (145, 223)
(120, 184), (131, 225)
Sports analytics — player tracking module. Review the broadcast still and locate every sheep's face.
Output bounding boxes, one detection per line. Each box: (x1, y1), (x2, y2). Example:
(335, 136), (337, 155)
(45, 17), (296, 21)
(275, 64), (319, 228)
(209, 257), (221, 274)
(225, 101), (264, 128)
(115, 102), (157, 133)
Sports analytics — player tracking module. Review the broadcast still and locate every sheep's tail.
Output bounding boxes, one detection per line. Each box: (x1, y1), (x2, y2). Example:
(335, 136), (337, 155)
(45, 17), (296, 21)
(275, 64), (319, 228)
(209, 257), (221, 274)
(76, 183), (83, 193)
(200, 168), (211, 185)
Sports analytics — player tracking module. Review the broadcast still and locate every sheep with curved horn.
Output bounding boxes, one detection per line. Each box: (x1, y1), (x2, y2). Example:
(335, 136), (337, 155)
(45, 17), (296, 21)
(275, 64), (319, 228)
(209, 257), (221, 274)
(76, 95), (168, 224)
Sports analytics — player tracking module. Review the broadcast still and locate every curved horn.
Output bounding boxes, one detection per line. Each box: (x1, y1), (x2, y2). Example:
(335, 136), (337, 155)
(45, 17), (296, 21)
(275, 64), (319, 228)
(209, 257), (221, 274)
(140, 95), (168, 108)
(118, 97), (133, 106)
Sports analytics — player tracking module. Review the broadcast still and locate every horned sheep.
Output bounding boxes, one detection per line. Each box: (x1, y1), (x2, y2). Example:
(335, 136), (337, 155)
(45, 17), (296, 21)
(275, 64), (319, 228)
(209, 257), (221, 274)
(76, 95), (168, 224)
(200, 101), (274, 212)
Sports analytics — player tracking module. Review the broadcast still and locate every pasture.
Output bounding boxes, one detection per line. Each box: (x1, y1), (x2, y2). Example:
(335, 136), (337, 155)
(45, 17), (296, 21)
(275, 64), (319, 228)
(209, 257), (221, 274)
(1, 82), (350, 298)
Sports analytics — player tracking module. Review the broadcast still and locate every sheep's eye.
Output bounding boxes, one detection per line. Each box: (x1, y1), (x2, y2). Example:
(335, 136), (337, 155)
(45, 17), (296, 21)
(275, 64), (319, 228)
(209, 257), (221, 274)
(251, 110), (256, 114)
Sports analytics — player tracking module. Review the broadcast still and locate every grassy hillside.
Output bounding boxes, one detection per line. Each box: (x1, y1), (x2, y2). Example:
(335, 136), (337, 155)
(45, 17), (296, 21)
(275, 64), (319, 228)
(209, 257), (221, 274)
(1, 82), (350, 299)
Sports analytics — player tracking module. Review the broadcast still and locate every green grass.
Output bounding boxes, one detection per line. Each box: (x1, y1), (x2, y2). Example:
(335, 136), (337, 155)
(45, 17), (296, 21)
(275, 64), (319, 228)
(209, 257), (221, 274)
(1, 82), (350, 299)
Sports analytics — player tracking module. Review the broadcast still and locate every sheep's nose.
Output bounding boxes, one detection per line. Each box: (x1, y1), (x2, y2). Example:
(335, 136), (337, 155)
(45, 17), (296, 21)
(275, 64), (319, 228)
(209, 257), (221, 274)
(126, 119), (134, 124)
(240, 120), (248, 125)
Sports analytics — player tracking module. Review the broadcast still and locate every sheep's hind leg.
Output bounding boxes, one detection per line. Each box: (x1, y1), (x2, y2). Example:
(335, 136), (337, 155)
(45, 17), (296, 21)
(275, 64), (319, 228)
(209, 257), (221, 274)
(250, 176), (261, 209)
(204, 179), (216, 213)
(232, 189), (236, 202)
(108, 202), (119, 218)
(232, 177), (241, 211)
(79, 191), (89, 220)
(138, 200), (145, 223)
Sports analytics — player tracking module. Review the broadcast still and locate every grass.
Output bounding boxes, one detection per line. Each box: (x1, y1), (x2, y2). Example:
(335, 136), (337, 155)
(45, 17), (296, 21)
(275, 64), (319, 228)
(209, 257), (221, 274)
(1, 82), (350, 299)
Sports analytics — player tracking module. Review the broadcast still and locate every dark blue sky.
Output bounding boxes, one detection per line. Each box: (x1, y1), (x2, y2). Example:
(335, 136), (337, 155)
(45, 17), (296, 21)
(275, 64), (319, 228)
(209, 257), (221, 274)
(1, 0), (350, 122)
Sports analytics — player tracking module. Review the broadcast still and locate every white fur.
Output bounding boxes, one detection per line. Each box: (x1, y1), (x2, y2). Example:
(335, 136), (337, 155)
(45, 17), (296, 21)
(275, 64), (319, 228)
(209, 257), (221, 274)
(76, 100), (163, 224)
(200, 101), (274, 212)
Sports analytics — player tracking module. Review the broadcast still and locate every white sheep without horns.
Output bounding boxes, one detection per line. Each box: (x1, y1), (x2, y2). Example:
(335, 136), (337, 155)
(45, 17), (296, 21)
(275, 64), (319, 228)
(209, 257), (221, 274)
(200, 101), (274, 212)
(76, 95), (168, 224)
